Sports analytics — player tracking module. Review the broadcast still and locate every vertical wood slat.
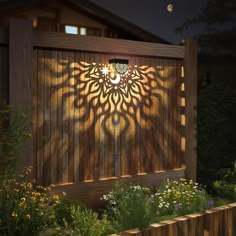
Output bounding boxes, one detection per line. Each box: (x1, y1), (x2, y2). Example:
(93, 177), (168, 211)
(32, 49), (38, 181)
(184, 39), (198, 181)
(57, 50), (63, 184)
(73, 51), (80, 183)
(43, 50), (51, 185)
(62, 50), (69, 183)
(68, 51), (75, 183)
(36, 49), (44, 185)
(50, 49), (58, 184)
(9, 18), (33, 170)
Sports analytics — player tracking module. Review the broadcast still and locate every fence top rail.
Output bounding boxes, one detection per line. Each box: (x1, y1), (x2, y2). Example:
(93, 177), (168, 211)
(33, 30), (184, 59)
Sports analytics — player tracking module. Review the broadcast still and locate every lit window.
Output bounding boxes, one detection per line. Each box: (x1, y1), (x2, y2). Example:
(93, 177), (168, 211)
(80, 27), (87, 35)
(65, 25), (78, 34)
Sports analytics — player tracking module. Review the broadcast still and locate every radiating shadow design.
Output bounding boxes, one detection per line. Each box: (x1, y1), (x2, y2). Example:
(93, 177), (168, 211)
(63, 61), (167, 141)
(34, 50), (183, 184)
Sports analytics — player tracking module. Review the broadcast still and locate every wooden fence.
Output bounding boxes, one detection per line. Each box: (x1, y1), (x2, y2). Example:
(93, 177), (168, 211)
(112, 203), (236, 236)
(0, 19), (197, 207)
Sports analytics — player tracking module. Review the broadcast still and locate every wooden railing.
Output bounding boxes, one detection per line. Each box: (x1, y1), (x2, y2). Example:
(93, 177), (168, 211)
(111, 203), (236, 236)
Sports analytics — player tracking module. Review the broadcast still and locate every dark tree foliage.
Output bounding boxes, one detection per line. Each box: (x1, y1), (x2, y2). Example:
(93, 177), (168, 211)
(178, 0), (236, 190)
(177, 0), (236, 56)
(197, 79), (236, 188)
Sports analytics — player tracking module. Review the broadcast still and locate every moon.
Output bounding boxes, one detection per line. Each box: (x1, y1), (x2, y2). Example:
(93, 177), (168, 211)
(167, 4), (174, 12)
(110, 74), (121, 84)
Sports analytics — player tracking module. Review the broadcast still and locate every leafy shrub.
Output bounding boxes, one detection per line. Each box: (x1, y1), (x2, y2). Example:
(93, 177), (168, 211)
(213, 162), (236, 201)
(102, 183), (157, 232)
(53, 198), (114, 236)
(0, 105), (31, 184)
(153, 179), (211, 216)
(0, 166), (61, 236)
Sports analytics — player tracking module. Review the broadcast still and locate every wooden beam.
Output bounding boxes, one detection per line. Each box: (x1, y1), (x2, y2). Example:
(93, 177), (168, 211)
(184, 39), (198, 181)
(50, 168), (185, 208)
(33, 30), (184, 59)
(9, 18), (33, 170)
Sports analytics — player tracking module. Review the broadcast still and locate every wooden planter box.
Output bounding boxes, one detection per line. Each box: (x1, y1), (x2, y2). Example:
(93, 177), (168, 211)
(111, 203), (236, 236)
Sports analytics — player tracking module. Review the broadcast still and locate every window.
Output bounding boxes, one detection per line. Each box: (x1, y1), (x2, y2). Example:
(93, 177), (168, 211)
(80, 27), (87, 35)
(65, 25), (78, 35)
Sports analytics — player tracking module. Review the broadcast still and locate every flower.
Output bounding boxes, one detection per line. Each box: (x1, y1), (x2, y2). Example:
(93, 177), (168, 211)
(11, 211), (18, 217)
(26, 214), (31, 219)
(21, 197), (26, 202)
(208, 199), (214, 208)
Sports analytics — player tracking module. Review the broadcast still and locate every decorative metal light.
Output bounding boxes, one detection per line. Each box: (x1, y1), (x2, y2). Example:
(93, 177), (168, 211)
(109, 59), (129, 75)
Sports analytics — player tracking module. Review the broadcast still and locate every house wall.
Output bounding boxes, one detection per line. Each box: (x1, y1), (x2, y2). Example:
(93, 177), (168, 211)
(0, 4), (120, 38)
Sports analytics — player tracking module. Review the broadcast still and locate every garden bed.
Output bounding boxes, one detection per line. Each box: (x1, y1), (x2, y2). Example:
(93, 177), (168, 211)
(111, 203), (236, 236)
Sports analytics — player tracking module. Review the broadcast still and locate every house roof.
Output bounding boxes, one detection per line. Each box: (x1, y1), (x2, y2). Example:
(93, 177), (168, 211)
(0, 0), (170, 44)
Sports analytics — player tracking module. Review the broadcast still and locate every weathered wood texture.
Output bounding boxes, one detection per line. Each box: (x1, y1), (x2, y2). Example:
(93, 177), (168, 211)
(9, 19), (33, 169)
(112, 203), (236, 236)
(33, 47), (183, 186)
(184, 39), (198, 181)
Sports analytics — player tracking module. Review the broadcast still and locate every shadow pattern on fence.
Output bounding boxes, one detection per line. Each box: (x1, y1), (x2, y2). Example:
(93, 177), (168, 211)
(33, 49), (183, 185)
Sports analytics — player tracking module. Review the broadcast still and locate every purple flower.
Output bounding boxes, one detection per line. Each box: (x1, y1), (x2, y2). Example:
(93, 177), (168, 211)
(208, 199), (214, 208)
(174, 203), (181, 211)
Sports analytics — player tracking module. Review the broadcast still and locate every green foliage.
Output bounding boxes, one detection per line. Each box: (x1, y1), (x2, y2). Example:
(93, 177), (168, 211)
(53, 198), (114, 236)
(213, 162), (236, 201)
(0, 167), (60, 236)
(153, 179), (211, 216)
(102, 181), (213, 233)
(197, 80), (236, 188)
(0, 105), (31, 184)
(102, 183), (157, 232)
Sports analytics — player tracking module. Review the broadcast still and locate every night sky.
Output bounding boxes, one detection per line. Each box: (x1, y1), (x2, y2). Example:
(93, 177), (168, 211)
(91, 0), (207, 44)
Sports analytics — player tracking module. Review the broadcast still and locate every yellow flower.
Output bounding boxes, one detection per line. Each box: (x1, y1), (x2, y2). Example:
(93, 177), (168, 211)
(53, 194), (60, 201)
(26, 214), (31, 219)
(11, 211), (18, 217)
(39, 197), (45, 202)
(31, 196), (36, 202)
(27, 183), (32, 189)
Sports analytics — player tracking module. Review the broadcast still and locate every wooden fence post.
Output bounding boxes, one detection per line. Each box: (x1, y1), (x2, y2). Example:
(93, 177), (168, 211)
(9, 18), (33, 170)
(184, 39), (198, 181)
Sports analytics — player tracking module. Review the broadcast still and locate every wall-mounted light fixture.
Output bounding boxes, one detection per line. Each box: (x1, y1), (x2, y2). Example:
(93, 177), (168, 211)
(109, 59), (129, 75)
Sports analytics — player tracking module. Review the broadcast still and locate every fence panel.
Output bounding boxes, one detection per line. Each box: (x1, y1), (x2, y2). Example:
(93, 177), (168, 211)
(33, 48), (183, 185)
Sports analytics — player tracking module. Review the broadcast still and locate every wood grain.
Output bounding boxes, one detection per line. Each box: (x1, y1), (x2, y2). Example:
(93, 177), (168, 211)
(184, 39), (198, 181)
(34, 30), (184, 58)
